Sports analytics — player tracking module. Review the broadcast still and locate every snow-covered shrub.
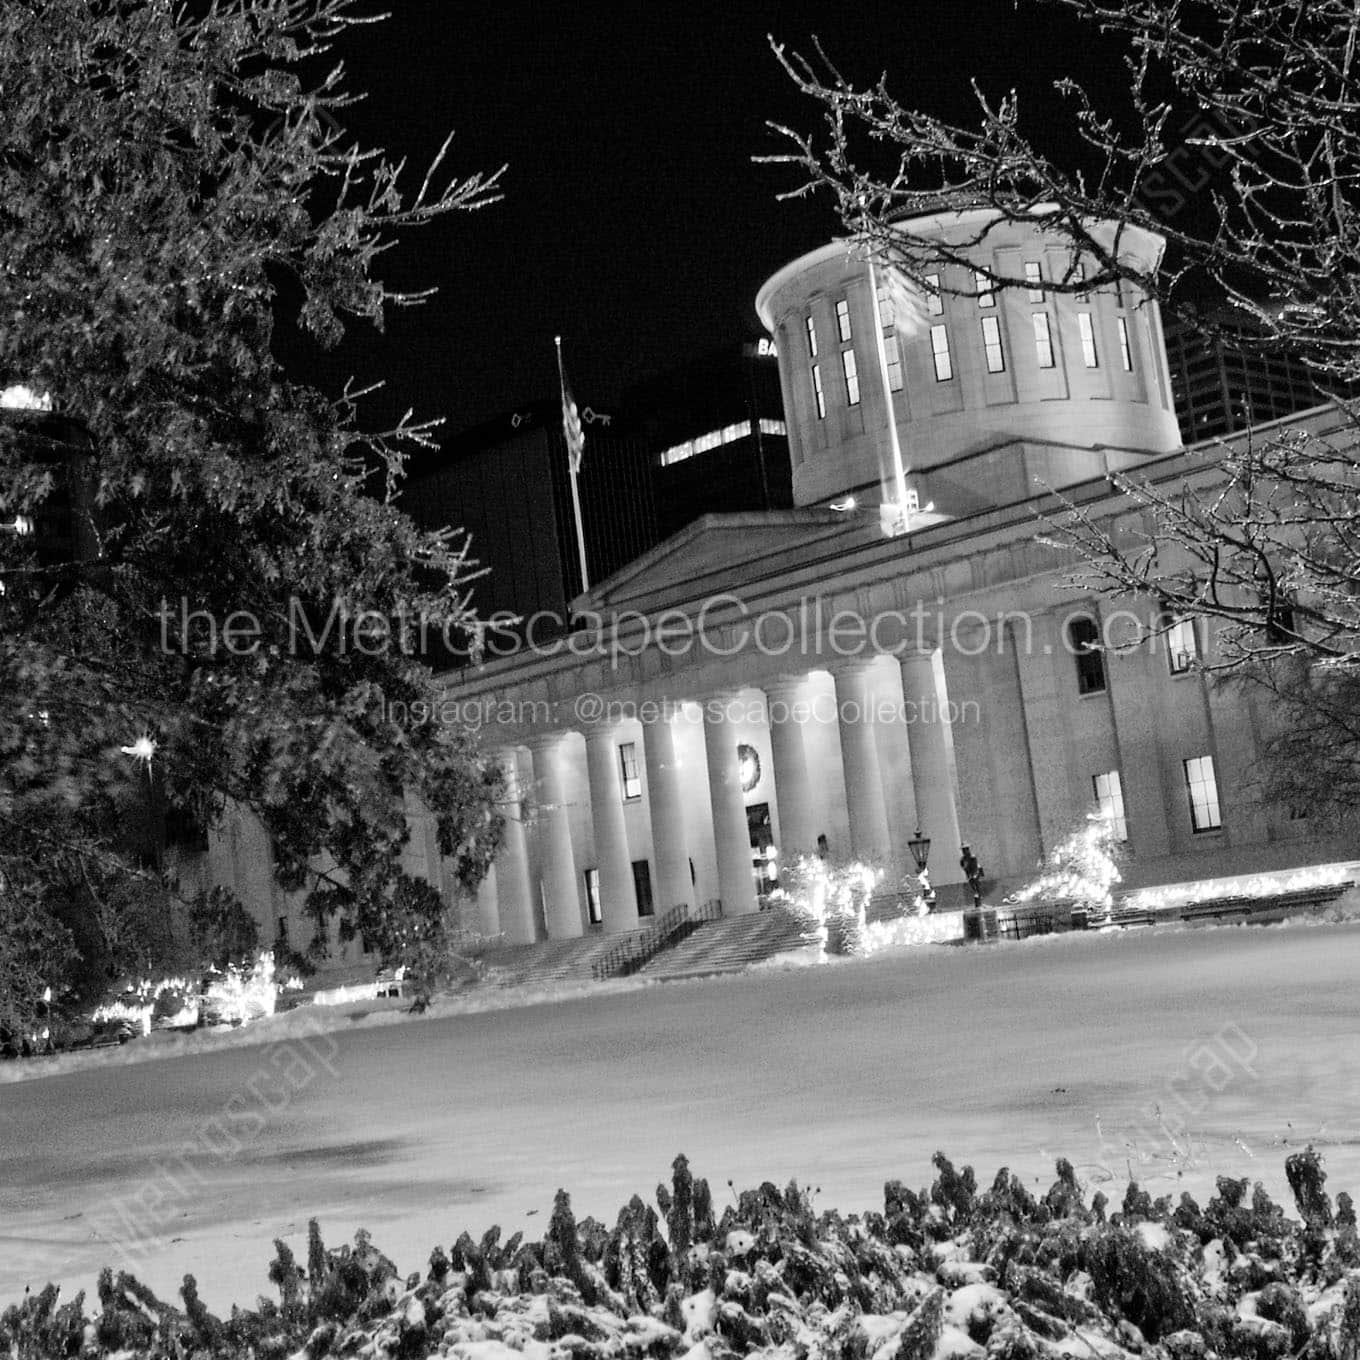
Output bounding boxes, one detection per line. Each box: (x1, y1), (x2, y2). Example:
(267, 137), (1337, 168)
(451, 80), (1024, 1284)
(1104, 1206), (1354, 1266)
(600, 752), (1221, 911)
(1006, 812), (1125, 919)
(7, 1145), (1360, 1360)
(768, 855), (882, 957)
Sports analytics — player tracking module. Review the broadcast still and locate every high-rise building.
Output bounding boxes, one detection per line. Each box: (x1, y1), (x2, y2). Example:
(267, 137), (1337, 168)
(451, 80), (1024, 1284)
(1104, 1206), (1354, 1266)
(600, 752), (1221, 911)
(398, 401), (657, 661)
(621, 343), (793, 540)
(1163, 306), (1326, 442)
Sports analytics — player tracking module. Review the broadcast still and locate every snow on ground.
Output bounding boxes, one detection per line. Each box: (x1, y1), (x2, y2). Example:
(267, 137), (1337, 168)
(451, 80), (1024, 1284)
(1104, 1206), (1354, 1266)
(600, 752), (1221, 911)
(2, 916), (1359, 1315)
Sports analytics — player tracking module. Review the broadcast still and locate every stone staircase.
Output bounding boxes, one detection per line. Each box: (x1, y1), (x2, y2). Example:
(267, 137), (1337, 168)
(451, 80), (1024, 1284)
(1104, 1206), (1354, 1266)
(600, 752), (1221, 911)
(475, 931), (649, 988)
(634, 908), (811, 980)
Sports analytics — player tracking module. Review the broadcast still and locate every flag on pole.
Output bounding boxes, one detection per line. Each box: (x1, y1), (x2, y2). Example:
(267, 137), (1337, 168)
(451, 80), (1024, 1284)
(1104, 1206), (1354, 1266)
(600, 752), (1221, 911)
(877, 264), (933, 338)
(555, 336), (585, 474)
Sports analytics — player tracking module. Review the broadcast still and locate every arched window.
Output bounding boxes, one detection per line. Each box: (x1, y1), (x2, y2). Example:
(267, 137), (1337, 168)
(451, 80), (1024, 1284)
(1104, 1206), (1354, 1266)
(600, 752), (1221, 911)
(1067, 615), (1106, 694)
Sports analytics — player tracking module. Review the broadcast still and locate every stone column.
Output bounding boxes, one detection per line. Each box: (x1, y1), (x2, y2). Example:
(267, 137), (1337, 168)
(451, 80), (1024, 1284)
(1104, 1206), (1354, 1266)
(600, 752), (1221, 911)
(764, 676), (818, 862)
(492, 750), (537, 944)
(900, 648), (965, 885)
(868, 658), (920, 880)
(702, 691), (759, 916)
(642, 712), (694, 913)
(528, 735), (583, 938)
(832, 660), (893, 864)
(584, 724), (639, 934)
(474, 866), (500, 939)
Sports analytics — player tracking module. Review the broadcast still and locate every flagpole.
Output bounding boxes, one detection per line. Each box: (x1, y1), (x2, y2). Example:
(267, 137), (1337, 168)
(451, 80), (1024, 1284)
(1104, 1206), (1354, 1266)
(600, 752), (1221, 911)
(866, 257), (912, 529)
(555, 335), (590, 593)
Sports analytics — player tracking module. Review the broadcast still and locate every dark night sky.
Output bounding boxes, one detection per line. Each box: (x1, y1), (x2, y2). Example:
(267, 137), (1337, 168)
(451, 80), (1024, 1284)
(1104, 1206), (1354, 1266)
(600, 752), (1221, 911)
(292, 1), (1126, 440)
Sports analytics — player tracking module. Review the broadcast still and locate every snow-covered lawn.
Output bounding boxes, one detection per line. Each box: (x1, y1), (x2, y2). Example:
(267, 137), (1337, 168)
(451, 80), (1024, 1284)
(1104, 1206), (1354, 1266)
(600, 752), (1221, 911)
(2, 916), (1359, 1314)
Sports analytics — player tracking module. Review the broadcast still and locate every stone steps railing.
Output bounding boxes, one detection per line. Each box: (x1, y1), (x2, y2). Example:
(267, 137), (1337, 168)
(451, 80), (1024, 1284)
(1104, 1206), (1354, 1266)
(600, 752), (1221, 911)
(590, 898), (723, 980)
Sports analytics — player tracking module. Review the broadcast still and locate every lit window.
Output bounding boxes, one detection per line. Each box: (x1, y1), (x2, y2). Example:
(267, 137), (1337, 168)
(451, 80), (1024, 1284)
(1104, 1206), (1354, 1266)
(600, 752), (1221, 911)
(875, 284), (894, 329)
(805, 314), (818, 358)
(930, 324), (953, 381)
(1078, 312), (1099, 367)
(980, 315), (1005, 373)
(1092, 770), (1128, 841)
(836, 298), (852, 343)
(584, 868), (602, 924)
(924, 273), (944, 316)
(1033, 313), (1055, 368)
(883, 333), (904, 391)
(841, 347), (860, 405)
(1164, 614), (1198, 673)
(618, 741), (641, 800)
(1024, 262), (1044, 302)
(1068, 615), (1106, 694)
(1183, 755), (1222, 832)
(658, 421), (759, 467)
(758, 418), (786, 436)
(974, 269), (996, 308)
(1117, 316), (1133, 371)
(1072, 263), (1089, 302)
(811, 363), (826, 418)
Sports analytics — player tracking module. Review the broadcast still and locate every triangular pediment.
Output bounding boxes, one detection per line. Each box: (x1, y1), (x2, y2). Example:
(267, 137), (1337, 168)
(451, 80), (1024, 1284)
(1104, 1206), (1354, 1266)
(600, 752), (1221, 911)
(575, 510), (865, 613)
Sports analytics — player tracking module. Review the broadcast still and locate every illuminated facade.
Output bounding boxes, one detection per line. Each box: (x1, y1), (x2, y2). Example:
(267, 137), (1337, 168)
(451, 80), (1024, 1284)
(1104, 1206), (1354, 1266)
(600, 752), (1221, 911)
(200, 210), (1354, 953)
(436, 209), (1353, 945)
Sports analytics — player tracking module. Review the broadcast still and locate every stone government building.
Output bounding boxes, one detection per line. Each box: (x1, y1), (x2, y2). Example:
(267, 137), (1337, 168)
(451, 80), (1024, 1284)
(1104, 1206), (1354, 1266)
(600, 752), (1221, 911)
(444, 207), (1353, 946)
(208, 208), (1353, 955)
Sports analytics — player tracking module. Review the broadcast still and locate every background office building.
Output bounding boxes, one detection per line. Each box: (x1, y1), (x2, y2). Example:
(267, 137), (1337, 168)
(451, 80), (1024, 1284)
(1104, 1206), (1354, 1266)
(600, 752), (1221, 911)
(622, 343), (793, 540)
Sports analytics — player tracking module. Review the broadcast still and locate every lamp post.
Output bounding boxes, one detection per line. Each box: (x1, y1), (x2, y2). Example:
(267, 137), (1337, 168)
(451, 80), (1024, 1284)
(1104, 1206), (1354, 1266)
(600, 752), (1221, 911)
(907, 826), (936, 912)
(960, 843), (985, 909)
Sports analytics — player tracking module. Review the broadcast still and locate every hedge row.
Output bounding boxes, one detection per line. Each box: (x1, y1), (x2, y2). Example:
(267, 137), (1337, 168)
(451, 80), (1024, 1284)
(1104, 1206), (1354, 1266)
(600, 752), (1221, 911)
(5, 1148), (1360, 1359)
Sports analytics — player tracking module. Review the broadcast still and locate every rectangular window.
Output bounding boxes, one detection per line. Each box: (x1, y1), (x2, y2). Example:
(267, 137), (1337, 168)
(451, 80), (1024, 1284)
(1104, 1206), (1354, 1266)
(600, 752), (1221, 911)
(631, 860), (654, 917)
(1092, 770), (1128, 842)
(1078, 312), (1099, 367)
(974, 269), (996, 307)
(1117, 316), (1133, 371)
(618, 741), (641, 800)
(1033, 312), (1055, 368)
(1068, 615), (1106, 694)
(805, 314), (818, 358)
(980, 315), (1006, 373)
(924, 273), (943, 316)
(1024, 261), (1044, 302)
(1183, 755), (1223, 832)
(841, 347), (860, 405)
(584, 868), (603, 924)
(1165, 615), (1199, 674)
(930, 324), (953, 381)
(1073, 263), (1089, 302)
(883, 333), (904, 391)
(835, 297), (852, 343)
(875, 284), (894, 329)
(811, 362), (826, 418)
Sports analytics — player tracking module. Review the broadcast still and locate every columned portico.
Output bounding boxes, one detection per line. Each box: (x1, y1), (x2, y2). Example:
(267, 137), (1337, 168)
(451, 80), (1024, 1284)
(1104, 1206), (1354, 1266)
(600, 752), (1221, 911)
(641, 713), (694, 912)
(900, 649), (965, 885)
(702, 691), (759, 916)
(764, 676), (819, 860)
(492, 749), (537, 943)
(528, 734), (583, 938)
(831, 660), (893, 865)
(583, 723), (639, 934)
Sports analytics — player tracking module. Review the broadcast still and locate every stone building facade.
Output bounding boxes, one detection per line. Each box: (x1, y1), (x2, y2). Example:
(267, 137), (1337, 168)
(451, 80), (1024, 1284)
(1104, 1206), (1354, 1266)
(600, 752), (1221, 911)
(447, 210), (1353, 944)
